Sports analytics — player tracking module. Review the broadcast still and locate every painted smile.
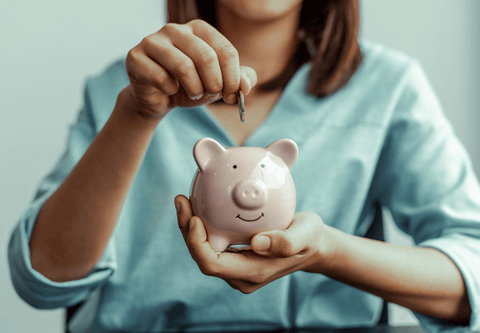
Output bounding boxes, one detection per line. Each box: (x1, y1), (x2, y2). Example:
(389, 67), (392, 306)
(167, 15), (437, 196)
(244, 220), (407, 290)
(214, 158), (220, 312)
(236, 213), (265, 222)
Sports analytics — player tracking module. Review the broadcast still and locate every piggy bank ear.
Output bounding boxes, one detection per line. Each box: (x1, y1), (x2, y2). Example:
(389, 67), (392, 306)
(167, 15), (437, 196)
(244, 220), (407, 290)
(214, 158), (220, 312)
(193, 138), (226, 171)
(265, 139), (298, 170)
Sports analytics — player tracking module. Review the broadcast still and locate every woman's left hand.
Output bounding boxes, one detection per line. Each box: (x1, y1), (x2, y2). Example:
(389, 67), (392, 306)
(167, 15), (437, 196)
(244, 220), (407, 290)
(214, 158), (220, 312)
(174, 194), (332, 293)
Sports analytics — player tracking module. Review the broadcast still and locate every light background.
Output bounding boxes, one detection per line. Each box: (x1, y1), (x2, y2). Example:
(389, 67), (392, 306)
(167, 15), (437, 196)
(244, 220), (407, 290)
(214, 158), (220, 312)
(1, 1), (478, 332)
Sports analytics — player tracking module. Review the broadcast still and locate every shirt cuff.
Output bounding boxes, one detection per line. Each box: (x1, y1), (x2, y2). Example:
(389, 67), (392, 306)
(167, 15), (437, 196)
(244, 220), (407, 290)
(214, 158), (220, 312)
(8, 192), (116, 309)
(415, 233), (480, 332)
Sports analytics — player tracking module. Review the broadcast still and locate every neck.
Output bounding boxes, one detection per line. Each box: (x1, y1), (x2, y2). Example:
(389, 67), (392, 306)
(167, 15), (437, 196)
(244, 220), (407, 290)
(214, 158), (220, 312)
(216, 3), (301, 88)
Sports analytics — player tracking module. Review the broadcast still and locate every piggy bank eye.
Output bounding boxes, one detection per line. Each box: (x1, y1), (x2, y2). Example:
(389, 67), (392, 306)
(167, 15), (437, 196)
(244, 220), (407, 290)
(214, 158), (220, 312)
(261, 164), (265, 168)
(233, 165), (237, 169)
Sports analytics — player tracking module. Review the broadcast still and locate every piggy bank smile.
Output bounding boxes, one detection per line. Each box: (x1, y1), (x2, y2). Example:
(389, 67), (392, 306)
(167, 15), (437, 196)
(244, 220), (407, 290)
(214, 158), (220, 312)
(190, 137), (298, 252)
(236, 213), (265, 222)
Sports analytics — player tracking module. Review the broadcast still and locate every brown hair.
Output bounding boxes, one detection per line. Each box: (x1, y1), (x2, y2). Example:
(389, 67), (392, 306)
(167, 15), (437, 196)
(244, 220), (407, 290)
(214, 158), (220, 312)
(167, 0), (362, 98)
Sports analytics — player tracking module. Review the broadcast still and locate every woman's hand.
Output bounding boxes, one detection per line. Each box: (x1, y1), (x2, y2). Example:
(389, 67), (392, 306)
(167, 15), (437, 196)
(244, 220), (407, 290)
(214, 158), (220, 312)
(174, 194), (332, 293)
(175, 194), (471, 324)
(125, 19), (257, 119)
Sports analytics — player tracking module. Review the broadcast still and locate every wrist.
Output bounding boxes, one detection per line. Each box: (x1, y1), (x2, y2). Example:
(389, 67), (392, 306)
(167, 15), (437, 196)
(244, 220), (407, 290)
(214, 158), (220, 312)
(305, 224), (342, 275)
(115, 87), (167, 128)
(104, 87), (163, 152)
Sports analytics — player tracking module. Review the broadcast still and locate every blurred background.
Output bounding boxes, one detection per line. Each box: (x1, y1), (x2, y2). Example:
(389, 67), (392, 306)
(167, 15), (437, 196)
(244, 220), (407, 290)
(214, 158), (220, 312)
(1, 1), (478, 332)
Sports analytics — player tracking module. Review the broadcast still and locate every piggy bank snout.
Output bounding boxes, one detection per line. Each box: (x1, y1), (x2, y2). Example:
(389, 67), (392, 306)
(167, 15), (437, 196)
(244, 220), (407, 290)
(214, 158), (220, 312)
(232, 179), (268, 210)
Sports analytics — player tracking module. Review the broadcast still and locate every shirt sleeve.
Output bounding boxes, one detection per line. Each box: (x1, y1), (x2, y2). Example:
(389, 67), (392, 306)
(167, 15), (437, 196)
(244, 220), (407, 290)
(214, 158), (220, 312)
(7, 85), (117, 309)
(373, 59), (480, 332)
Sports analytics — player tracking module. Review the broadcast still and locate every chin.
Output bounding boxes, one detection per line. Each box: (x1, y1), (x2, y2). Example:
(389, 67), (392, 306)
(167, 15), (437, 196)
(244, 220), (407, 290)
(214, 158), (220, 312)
(217, 0), (303, 22)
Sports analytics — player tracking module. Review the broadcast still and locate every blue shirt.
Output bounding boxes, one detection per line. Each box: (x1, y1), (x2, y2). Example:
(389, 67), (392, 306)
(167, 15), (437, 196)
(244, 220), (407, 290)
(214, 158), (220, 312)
(8, 40), (480, 333)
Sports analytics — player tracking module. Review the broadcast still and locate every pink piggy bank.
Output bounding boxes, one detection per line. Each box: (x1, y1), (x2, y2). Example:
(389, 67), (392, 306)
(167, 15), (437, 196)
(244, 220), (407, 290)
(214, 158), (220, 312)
(190, 137), (298, 252)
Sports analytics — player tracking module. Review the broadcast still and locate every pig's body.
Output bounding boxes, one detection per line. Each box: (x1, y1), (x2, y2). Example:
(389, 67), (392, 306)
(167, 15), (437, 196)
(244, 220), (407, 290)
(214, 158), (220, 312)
(190, 138), (298, 252)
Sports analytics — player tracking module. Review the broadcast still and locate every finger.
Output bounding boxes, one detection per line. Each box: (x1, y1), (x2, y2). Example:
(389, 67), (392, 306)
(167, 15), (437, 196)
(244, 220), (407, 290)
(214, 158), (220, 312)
(186, 217), (221, 273)
(224, 278), (261, 294)
(126, 47), (180, 96)
(239, 66), (257, 95)
(169, 28), (223, 98)
(185, 214), (309, 284)
(140, 32), (205, 99)
(175, 194), (193, 241)
(221, 253), (304, 289)
(252, 212), (315, 257)
(214, 251), (298, 282)
(184, 233), (270, 282)
(188, 20), (240, 104)
(224, 263), (299, 293)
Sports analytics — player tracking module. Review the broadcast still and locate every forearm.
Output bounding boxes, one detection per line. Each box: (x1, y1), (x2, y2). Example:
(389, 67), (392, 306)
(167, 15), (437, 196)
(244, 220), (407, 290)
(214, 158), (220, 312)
(316, 226), (471, 325)
(29, 87), (161, 282)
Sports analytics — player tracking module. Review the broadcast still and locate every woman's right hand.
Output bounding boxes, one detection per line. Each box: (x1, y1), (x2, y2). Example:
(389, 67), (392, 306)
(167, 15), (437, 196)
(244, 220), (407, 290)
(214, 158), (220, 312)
(125, 19), (257, 119)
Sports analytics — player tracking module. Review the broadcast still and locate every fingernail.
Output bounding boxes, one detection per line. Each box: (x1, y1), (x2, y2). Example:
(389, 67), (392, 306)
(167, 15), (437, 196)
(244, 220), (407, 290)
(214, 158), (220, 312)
(175, 200), (181, 213)
(188, 93), (203, 100)
(255, 236), (271, 252)
(205, 92), (221, 100)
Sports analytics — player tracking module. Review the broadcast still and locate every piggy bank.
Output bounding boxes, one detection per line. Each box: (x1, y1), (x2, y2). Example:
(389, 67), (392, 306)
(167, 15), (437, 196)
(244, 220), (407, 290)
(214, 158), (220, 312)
(189, 138), (298, 252)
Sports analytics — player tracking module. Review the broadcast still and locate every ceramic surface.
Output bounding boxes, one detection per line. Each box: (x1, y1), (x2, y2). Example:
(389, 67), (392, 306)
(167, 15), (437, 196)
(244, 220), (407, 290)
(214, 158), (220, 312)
(190, 137), (298, 252)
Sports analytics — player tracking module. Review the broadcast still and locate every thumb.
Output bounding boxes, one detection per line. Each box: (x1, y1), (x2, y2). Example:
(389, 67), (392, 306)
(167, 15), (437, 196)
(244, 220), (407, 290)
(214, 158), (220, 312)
(251, 212), (319, 257)
(239, 66), (258, 95)
(251, 229), (304, 258)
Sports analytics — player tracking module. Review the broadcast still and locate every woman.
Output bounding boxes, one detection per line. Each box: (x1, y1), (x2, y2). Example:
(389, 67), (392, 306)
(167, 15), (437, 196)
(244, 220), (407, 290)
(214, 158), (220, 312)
(8, 0), (480, 332)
